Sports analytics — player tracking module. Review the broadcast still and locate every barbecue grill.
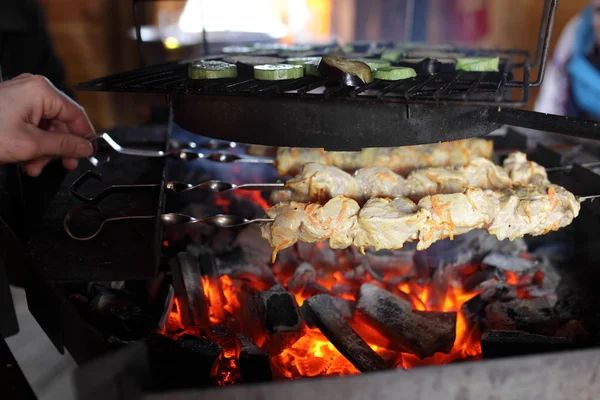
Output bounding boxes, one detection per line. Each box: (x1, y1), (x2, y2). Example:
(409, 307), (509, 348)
(75, 0), (600, 149)
(7, 1), (600, 399)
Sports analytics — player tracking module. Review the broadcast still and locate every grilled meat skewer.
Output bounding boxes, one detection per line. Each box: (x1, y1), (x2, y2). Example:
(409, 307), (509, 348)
(275, 138), (493, 176)
(261, 184), (580, 262)
(272, 152), (548, 205)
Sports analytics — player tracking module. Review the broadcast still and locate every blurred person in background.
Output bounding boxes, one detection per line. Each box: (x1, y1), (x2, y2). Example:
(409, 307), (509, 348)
(536, 0), (600, 118)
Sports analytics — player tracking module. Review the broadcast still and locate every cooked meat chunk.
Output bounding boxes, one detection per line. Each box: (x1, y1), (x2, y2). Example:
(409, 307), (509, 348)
(261, 184), (580, 260)
(272, 153), (543, 205)
(275, 139), (493, 176)
(503, 151), (549, 186)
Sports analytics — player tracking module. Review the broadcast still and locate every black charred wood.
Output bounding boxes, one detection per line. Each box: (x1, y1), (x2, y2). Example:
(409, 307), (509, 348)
(197, 246), (228, 322)
(217, 247), (276, 291)
(482, 252), (538, 273)
(169, 252), (209, 327)
(156, 283), (174, 333)
(236, 334), (273, 383)
(300, 294), (387, 372)
(147, 332), (221, 390)
(88, 288), (150, 342)
(484, 298), (561, 335)
(238, 291), (268, 347)
(287, 262), (331, 297)
(260, 285), (305, 355)
(481, 330), (578, 359)
(461, 284), (517, 329)
(356, 284), (456, 359)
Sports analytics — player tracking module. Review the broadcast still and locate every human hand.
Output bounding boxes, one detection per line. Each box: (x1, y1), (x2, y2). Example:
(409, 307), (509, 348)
(0, 74), (95, 176)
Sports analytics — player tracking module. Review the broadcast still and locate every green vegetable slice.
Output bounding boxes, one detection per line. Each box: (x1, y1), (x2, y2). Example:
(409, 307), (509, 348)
(456, 57), (500, 72)
(374, 67), (417, 81)
(304, 61), (321, 76)
(188, 61), (238, 79)
(254, 64), (304, 80)
(352, 58), (392, 71)
(286, 56), (322, 65)
(381, 49), (404, 62)
(222, 46), (256, 54)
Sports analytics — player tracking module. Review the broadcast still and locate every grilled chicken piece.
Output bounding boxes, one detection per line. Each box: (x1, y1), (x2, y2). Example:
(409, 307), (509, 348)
(275, 138), (493, 176)
(503, 152), (549, 186)
(261, 185), (580, 260)
(272, 154), (545, 205)
(261, 196), (360, 262)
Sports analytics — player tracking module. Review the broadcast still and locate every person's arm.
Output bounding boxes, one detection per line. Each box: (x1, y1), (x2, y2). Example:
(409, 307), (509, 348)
(0, 74), (95, 177)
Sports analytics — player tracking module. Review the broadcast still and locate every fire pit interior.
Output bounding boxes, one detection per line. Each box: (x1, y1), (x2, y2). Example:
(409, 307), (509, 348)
(32, 126), (600, 395)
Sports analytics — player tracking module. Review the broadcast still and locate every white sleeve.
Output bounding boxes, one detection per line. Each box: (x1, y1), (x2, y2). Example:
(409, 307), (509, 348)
(534, 15), (580, 116)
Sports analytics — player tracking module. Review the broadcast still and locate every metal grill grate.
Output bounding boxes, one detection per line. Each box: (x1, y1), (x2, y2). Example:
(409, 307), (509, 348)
(75, 48), (530, 107)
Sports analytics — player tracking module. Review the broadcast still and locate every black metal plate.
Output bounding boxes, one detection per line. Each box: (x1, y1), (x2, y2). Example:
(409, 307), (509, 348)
(27, 126), (167, 282)
(172, 94), (501, 150)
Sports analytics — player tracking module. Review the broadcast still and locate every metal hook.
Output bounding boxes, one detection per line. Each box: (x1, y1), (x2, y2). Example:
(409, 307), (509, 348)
(70, 170), (160, 203)
(64, 205), (155, 241)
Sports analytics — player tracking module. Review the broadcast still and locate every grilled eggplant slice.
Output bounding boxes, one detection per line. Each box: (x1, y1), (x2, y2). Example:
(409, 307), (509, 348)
(318, 56), (373, 86)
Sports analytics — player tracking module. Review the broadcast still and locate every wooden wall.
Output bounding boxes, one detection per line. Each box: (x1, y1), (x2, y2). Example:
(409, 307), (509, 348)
(38, 0), (150, 129)
(485, 0), (589, 107)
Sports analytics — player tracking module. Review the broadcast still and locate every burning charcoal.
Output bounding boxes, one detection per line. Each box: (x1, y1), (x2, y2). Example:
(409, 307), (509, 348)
(185, 243), (206, 258)
(287, 262), (317, 290)
(147, 332), (222, 389)
(260, 285), (306, 355)
(482, 252), (538, 273)
(287, 262), (331, 296)
(300, 294), (387, 372)
(461, 284), (516, 330)
(331, 297), (355, 319)
(146, 272), (166, 303)
(461, 264), (501, 292)
(484, 298), (559, 334)
(156, 283), (175, 333)
(216, 247), (276, 291)
(196, 247), (228, 322)
(169, 252), (209, 327)
(555, 320), (589, 341)
(88, 288), (151, 341)
(481, 330), (578, 359)
(358, 249), (415, 278)
(355, 284), (456, 359)
(233, 225), (273, 267)
(238, 291), (268, 347)
(236, 334), (273, 383)
(413, 240), (476, 277)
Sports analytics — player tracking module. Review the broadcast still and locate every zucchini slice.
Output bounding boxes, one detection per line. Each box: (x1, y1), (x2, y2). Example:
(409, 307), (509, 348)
(374, 67), (417, 81)
(352, 58), (392, 71)
(455, 57), (500, 72)
(223, 55), (283, 77)
(286, 56), (322, 65)
(286, 57), (322, 76)
(254, 64), (304, 80)
(318, 56), (372, 86)
(222, 46), (256, 54)
(188, 61), (238, 79)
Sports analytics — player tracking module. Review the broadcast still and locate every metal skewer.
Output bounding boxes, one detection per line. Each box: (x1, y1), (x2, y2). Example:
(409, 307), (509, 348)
(89, 132), (273, 164)
(70, 171), (284, 203)
(64, 205), (273, 241)
(578, 195), (600, 202)
(545, 162), (600, 172)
